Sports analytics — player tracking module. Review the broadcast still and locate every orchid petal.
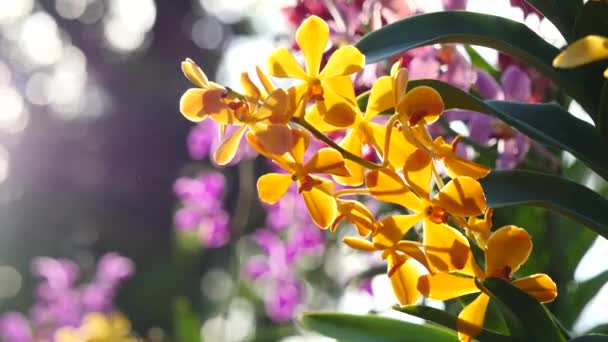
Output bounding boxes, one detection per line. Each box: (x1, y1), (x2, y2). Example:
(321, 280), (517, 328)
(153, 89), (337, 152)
(417, 273), (478, 300)
(301, 177), (336, 229)
(365, 169), (425, 212)
(433, 177), (486, 217)
(319, 46), (365, 79)
(457, 293), (490, 342)
(296, 15), (329, 77)
(390, 259), (421, 306)
(257, 173), (293, 204)
(267, 47), (308, 79)
(485, 225), (532, 276)
(553, 35), (608, 69)
(512, 274), (557, 303)
(213, 125), (247, 165)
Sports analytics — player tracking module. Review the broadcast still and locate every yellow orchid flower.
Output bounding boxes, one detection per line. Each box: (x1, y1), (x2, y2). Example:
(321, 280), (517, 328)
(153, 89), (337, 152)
(341, 213), (431, 305)
(55, 312), (140, 342)
(553, 35), (608, 78)
(427, 136), (490, 179)
(248, 129), (350, 229)
(417, 226), (557, 342)
(306, 76), (418, 185)
(212, 72), (294, 165)
(366, 152), (486, 272)
(179, 58), (233, 123)
(267, 15), (365, 127)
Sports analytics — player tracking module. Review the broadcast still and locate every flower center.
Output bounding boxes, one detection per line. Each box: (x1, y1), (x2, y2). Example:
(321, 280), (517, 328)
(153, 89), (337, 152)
(425, 205), (448, 224)
(307, 80), (324, 102)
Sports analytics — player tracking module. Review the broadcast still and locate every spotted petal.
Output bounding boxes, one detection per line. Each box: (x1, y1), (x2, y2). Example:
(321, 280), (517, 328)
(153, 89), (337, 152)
(304, 148), (350, 176)
(319, 46), (365, 80)
(389, 259), (421, 306)
(485, 225), (532, 276)
(433, 176), (486, 217)
(511, 274), (557, 303)
(301, 177), (336, 229)
(417, 272), (478, 300)
(267, 47), (308, 79)
(404, 149), (433, 199)
(398, 86), (444, 126)
(365, 169), (425, 212)
(423, 220), (470, 272)
(373, 214), (421, 248)
(457, 293), (490, 342)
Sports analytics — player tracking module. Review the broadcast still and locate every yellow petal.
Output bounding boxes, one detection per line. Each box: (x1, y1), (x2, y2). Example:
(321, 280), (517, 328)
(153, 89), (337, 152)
(485, 225), (532, 277)
(319, 46), (365, 79)
(404, 149), (433, 199)
(251, 124), (294, 155)
(417, 273), (478, 300)
(423, 220), (470, 273)
(54, 327), (79, 342)
(398, 86), (444, 126)
(180, 89), (207, 122)
(267, 47), (307, 79)
(213, 125), (247, 165)
(240, 72), (261, 103)
(390, 259), (421, 305)
(444, 154), (491, 180)
(182, 58), (210, 88)
(369, 122), (418, 169)
(296, 15), (329, 77)
(257, 172), (293, 204)
(373, 214), (421, 248)
(256, 65), (275, 95)
(365, 76), (394, 120)
(343, 236), (377, 251)
(301, 177), (336, 228)
(511, 274), (557, 303)
(457, 293), (490, 342)
(304, 147), (350, 176)
(395, 241), (431, 271)
(314, 86), (358, 128)
(289, 129), (310, 164)
(257, 88), (290, 124)
(304, 105), (343, 133)
(323, 75), (356, 101)
(336, 199), (377, 236)
(433, 177), (486, 217)
(334, 131), (365, 186)
(553, 35), (608, 68)
(393, 67), (409, 105)
(365, 169), (425, 212)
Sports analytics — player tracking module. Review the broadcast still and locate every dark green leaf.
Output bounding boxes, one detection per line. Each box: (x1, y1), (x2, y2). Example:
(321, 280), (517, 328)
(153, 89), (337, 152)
(408, 79), (608, 180)
(355, 11), (600, 116)
(480, 170), (608, 239)
(395, 305), (518, 342)
(573, 0), (608, 39)
(600, 81), (608, 139)
(524, 0), (583, 42)
(569, 335), (608, 342)
(300, 312), (457, 342)
(479, 278), (566, 342)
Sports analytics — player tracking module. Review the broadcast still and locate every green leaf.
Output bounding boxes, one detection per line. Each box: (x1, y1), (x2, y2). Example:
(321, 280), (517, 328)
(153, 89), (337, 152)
(408, 79), (608, 180)
(394, 305), (518, 342)
(173, 297), (202, 342)
(355, 11), (600, 117)
(569, 335), (608, 342)
(300, 312), (457, 342)
(600, 81), (608, 139)
(479, 278), (566, 342)
(562, 270), (608, 328)
(465, 45), (500, 79)
(524, 0), (583, 42)
(480, 170), (608, 239)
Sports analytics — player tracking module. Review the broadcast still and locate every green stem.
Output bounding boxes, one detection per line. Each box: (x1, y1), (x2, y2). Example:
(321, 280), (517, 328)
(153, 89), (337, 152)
(290, 117), (381, 170)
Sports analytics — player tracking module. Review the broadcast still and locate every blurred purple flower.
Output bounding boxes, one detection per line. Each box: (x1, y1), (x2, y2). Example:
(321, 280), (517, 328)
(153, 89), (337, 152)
(0, 313), (32, 342)
(266, 279), (303, 322)
(0, 253), (133, 340)
(173, 172), (231, 248)
(442, 0), (468, 10)
(187, 119), (256, 165)
(446, 65), (532, 168)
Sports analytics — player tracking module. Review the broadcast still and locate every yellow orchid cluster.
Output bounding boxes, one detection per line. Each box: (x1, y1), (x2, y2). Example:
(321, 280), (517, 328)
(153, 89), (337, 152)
(179, 15), (557, 342)
(55, 312), (140, 342)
